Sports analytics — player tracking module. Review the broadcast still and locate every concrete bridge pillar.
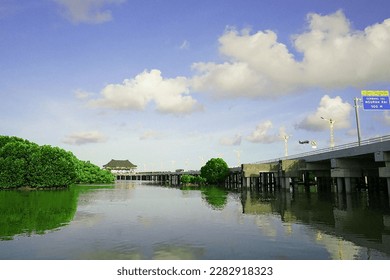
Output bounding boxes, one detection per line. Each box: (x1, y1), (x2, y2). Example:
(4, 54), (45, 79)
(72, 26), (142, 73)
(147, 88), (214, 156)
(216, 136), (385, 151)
(387, 178), (390, 198)
(280, 177), (290, 189)
(258, 173), (264, 188)
(337, 177), (344, 193)
(242, 177), (249, 188)
(377, 151), (390, 197)
(344, 177), (352, 193)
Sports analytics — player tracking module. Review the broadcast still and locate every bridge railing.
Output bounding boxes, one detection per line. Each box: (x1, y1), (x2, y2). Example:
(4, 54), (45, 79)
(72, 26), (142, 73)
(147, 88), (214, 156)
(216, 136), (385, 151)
(254, 134), (390, 164)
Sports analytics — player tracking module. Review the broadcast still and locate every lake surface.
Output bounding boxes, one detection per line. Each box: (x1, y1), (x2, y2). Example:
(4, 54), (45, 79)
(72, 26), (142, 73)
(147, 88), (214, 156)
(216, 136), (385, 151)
(1, 182), (390, 260)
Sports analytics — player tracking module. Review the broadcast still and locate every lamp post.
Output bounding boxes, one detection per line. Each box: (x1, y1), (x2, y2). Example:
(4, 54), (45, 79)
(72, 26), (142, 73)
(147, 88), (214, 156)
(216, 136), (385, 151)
(283, 135), (289, 157)
(233, 150), (241, 167)
(354, 97), (362, 146)
(299, 140), (317, 149)
(321, 117), (335, 148)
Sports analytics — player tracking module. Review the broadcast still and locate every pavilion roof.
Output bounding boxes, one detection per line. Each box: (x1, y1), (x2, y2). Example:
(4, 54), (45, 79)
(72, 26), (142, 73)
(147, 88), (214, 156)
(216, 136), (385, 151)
(103, 159), (137, 169)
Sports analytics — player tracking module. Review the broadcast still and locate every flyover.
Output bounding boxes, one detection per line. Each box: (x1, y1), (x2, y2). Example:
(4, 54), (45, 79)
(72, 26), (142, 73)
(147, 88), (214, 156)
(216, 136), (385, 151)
(242, 135), (390, 195)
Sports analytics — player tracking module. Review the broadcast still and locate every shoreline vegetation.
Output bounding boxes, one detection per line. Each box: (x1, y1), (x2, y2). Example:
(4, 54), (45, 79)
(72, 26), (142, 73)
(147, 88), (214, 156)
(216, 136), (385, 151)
(181, 157), (230, 187)
(1, 135), (231, 190)
(0, 135), (114, 190)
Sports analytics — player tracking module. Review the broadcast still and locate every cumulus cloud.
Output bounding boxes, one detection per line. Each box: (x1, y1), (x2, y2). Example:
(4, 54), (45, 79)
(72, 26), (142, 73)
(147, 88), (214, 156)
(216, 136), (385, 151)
(63, 130), (107, 145)
(192, 10), (390, 98)
(88, 69), (202, 115)
(54, 0), (125, 24)
(219, 134), (242, 146)
(246, 121), (282, 143)
(296, 95), (352, 131)
(192, 61), (268, 98)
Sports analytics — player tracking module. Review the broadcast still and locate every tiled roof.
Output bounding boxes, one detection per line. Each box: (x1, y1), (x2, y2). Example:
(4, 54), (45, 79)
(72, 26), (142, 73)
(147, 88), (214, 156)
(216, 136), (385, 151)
(103, 159), (137, 169)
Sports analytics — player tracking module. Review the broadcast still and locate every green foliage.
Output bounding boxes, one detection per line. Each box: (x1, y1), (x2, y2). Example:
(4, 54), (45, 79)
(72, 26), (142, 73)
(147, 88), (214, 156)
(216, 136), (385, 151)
(200, 158), (230, 185)
(28, 145), (79, 188)
(0, 157), (26, 188)
(75, 160), (115, 184)
(0, 135), (113, 189)
(180, 174), (193, 184)
(0, 138), (39, 188)
(193, 175), (207, 185)
(180, 174), (207, 186)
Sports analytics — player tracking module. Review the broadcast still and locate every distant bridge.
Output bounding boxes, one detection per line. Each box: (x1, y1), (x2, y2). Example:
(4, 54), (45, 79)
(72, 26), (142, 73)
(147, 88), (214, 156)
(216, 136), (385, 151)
(115, 170), (199, 185)
(116, 135), (390, 196)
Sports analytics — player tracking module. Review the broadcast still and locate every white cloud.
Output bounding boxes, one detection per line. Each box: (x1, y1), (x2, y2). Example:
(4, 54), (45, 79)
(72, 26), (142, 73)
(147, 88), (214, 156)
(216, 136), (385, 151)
(139, 130), (163, 140)
(296, 95), (352, 131)
(246, 120), (282, 143)
(192, 11), (390, 98)
(54, 0), (125, 24)
(63, 130), (107, 145)
(192, 61), (268, 98)
(74, 89), (94, 100)
(219, 134), (242, 146)
(88, 69), (202, 115)
(295, 11), (390, 88)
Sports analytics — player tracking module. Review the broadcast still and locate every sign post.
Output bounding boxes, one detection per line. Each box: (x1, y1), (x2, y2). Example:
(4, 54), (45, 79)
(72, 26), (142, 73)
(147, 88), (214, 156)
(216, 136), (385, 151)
(355, 90), (390, 146)
(361, 90), (390, 110)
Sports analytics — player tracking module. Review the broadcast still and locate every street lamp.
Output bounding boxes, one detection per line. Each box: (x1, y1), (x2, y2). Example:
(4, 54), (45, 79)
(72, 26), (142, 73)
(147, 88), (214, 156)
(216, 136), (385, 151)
(354, 97), (362, 146)
(282, 135), (289, 157)
(299, 140), (317, 149)
(321, 117), (335, 148)
(233, 150), (241, 166)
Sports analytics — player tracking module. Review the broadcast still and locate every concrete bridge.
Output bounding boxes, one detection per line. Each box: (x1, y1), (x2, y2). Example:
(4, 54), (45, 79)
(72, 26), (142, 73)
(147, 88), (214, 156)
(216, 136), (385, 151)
(242, 135), (390, 195)
(115, 170), (200, 185)
(116, 134), (390, 196)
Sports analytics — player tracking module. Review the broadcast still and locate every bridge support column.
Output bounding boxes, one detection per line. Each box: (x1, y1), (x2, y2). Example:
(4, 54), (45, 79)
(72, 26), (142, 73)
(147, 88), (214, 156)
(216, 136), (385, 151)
(345, 177), (352, 193)
(280, 177), (290, 190)
(337, 177), (344, 193)
(242, 177), (249, 189)
(331, 166), (361, 193)
(377, 151), (390, 197)
(387, 178), (390, 197)
(335, 177), (357, 194)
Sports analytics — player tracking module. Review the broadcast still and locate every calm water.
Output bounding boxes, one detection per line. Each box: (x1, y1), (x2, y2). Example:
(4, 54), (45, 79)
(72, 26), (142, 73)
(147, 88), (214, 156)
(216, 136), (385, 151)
(0, 182), (389, 260)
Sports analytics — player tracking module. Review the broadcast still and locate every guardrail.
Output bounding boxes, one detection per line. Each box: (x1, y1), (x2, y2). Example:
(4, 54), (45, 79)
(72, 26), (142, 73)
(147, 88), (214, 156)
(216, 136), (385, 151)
(254, 134), (390, 164)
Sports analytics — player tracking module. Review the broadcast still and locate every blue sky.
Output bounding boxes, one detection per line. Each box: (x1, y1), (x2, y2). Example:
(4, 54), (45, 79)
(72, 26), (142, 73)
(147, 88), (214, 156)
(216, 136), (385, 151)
(1, 0), (390, 171)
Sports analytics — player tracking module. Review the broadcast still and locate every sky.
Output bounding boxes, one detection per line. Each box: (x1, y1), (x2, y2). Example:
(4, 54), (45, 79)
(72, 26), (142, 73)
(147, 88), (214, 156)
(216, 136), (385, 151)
(1, 0), (390, 171)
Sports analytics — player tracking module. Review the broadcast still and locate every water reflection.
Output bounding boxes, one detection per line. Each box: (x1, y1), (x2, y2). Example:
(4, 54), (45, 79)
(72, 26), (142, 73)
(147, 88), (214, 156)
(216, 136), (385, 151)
(153, 244), (205, 260)
(79, 244), (204, 260)
(242, 188), (390, 258)
(0, 189), (78, 240)
(200, 186), (228, 210)
(0, 185), (115, 240)
(0, 183), (389, 259)
(180, 186), (229, 210)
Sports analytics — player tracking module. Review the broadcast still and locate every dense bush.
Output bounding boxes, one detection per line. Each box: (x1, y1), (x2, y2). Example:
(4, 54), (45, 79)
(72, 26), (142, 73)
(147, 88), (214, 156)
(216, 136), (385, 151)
(180, 174), (207, 186)
(75, 160), (115, 184)
(200, 158), (230, 185)
(28, 145), (79, 188)
(0, 138), (39, 188)
(0, 135), (114, 189)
